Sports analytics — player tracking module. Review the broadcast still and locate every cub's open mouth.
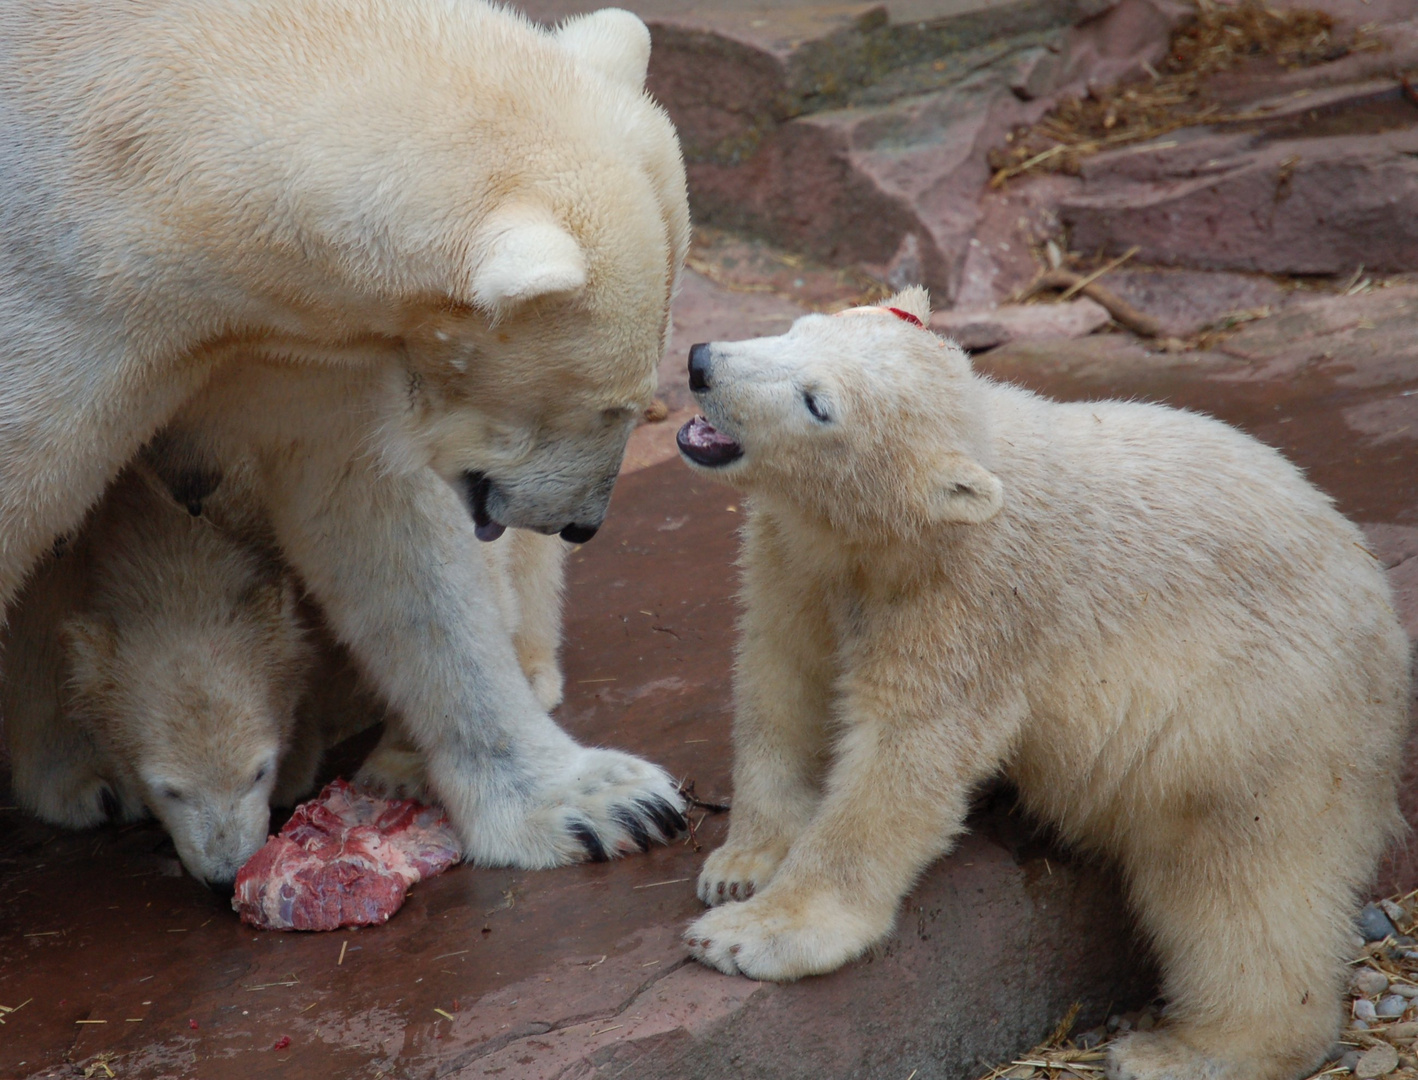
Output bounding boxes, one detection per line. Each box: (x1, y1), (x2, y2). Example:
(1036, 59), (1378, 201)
(677, 416), (743, 468)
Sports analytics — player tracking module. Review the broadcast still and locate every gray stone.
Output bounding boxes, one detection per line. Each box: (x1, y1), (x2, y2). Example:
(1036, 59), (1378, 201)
(1355, 1041), (1401, 1079)
(1340, 1049), (1364, 1073)
(1362, 901), (1404, 944)
(1356, 997), (1379, 1023)
(1356, 968), (1392, 996)
(1378, 994), (1409, 1019)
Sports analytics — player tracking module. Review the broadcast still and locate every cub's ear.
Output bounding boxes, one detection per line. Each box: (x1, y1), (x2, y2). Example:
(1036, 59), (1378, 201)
(887, 285), (931, 325)
(61, 616), (118, 696)
(556, 9), (652, 89)
(465, 205), (587, 315)
(927, 453), (1003, 524)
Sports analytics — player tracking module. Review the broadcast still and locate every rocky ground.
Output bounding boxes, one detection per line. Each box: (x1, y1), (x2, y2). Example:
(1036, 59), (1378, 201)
(2, 0), (1417, 1077)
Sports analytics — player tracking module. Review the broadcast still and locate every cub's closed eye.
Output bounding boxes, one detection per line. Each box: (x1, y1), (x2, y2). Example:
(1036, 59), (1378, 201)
(252, 765), (269, 786)
(160, 785), (185, 802)
(803, 391), (831, 422)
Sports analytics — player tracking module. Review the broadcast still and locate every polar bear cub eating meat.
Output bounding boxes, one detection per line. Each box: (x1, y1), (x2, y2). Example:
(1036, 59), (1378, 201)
(3, 466), (317, 892)
(677, 288), (1412, 1080)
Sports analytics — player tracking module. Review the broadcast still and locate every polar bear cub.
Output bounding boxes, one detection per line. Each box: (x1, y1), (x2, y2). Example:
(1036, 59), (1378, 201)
(676, 288), (1412, 1080)
(3, 467), (316, 892)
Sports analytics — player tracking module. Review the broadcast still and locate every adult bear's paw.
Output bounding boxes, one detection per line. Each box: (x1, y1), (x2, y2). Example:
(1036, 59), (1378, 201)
(683, 889), (883, 981)
(459, 746), (686, 869)
(697, 842), (789, 905)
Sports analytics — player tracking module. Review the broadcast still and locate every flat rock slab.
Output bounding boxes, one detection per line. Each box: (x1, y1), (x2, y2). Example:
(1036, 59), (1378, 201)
(931, 296), (1111, 348)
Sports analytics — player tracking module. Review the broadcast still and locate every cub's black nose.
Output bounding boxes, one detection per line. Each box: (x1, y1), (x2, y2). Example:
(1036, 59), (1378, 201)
(560, 523), (599, 544)
(688, 343), (712, 392)
(207, 877), (237, 899)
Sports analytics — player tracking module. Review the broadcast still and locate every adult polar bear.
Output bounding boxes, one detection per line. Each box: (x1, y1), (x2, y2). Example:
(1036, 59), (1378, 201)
(0, 0), (691, 865)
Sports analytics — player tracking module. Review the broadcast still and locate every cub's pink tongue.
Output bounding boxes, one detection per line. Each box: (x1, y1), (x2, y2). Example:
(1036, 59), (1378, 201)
(677, 416), (744, 467)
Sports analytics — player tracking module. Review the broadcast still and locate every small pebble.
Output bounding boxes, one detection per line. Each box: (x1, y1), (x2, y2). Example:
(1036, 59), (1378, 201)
(1362, 903), (1401, 944)
(1396, 984), (1418, 999)
(1381, 899), (1409, 924)
(1137, 1013), (1156, 1032)
(1356, 998), (1380, 1022)
(1380, 994), (1410, 1019)
(1352, 1018), (1372, 1030)
(1106, 1015), (1123, 1032)
(1388, 1021), (1418, 1041)
(1403, 1053), (1418, 1070)
(1340, 1049), (1363, 1073)
(1357, 969), (1392, 996)
(1076, 1030), (1105, 1050)
(1355, 1042), (1401, 1078)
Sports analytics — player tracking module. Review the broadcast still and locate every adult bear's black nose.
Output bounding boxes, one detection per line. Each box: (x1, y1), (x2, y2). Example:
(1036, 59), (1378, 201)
(560, 523), (599, 543)
(688, 343), (712, 392)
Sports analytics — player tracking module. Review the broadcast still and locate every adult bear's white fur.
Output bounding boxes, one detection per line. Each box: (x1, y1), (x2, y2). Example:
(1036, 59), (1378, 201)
(0, 0), (690, 865)
(679, 289), (1413, 1080)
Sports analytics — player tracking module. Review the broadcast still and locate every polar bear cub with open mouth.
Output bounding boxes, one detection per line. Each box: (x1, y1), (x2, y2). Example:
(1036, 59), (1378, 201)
(677, 288), (1412, 1080)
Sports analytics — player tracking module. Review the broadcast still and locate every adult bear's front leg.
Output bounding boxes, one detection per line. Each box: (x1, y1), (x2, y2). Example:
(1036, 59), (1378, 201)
(267, 459), (684, 868)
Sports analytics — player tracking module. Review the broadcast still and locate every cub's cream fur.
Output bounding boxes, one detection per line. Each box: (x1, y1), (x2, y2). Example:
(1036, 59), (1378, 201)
(679, 289), (1413, 1080)
(0, 0), (690, 865)
(2, 468), (315, 891)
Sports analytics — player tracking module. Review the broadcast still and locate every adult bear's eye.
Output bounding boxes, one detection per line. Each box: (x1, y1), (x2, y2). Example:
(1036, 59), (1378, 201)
(803, 391), (831, 423)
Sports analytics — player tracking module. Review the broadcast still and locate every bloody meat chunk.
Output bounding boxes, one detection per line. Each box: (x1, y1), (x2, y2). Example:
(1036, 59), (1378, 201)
(233, 780), (461, 931)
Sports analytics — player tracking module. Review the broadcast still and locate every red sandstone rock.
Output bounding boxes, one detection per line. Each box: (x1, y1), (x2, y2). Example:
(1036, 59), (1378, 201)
(1062, 126), (1418, 276)
(931, 297), (1111, 349)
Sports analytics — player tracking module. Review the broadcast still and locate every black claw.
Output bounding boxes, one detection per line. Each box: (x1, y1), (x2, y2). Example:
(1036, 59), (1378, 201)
(644, 797), (687, 838)
(612, 807), (652, 853)
(98, 784), (120, 822)
(570, 821), (610, 863)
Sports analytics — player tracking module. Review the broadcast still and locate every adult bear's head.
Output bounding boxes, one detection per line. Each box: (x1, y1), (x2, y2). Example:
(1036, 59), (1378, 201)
(390, 8), (689, 543)
(676, 287), (1005, 541)
(128, 4), (688, 543)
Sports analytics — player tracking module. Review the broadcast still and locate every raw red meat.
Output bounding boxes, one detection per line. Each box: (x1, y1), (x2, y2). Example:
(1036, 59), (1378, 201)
(232, 779), (461, 931)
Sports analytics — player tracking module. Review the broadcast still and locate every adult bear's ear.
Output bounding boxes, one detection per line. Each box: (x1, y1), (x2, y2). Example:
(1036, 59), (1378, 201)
(465, 205), (587, 315)
(927, 453), (1003, 524)
(556, 9), (652, 89)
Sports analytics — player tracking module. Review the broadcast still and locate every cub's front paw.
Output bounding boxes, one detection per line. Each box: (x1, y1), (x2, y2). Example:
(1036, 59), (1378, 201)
(683, 889), (885, 981)
(698, 842), (789, 905)
(354, 744), (430, 802)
